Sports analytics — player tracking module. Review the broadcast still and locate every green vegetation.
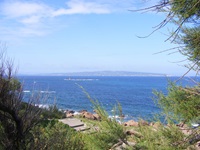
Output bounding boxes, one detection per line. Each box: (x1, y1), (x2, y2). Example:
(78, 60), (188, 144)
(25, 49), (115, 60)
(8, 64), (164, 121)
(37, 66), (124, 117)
(31, 120), (84, 150)
(132, 0), (200, 149)
(0, 50), (84, 149)
(157, 0), (200, 133)
(0, 0), (200, 149)
(82, 102), (127, 150)
(0, 53), (40, 149)
(40, 105), (66, 119)
(133, 124), (187, 150)
(154, 83), (200, 124)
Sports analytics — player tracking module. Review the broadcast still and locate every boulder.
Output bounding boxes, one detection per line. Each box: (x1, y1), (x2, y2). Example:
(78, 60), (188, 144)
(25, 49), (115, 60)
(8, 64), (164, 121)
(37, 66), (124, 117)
(79, 110), (87, 114)
(150, 122), (162, 129)
(65, 110), (75, 113)
(93, 113), (101, 120)
(175, 122), (193, 135)
(124, 120), (138, 127)
(176, 122), (185, 128)
(82, 112), (95, 120)
(179, 124), (192, 135)
(138, 120), (149, 126)
(120, 114), (125, 118)
(195, 141), (200, 149)
(181, 128), (192, 135)
(126, 129), (141, 137)
(68, 110), (75, 114)
(66, 113), (74, 118)
(65, 110), (75, 118)
(122, 141), (136, 148)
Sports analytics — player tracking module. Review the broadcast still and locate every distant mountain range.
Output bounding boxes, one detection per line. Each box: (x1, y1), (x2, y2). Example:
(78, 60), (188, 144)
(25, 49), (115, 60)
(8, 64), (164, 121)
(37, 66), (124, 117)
(46, 71), (167, 77)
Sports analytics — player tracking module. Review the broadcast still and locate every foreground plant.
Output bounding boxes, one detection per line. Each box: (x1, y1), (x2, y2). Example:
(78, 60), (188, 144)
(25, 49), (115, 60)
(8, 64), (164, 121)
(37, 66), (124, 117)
(133, 0), (200, 149)
(0, 48), (44, 149)
(78, 85), (128, 149)
(31, 120), (84, 150)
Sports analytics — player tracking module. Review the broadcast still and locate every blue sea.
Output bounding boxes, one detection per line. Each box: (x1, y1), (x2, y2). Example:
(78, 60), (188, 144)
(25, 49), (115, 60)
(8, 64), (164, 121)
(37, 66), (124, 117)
(18, 76), (198, 121)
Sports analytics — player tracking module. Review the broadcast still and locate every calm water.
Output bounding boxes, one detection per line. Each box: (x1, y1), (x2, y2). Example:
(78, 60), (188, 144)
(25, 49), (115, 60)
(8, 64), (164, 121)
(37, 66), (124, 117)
(18, 76), (198, 121)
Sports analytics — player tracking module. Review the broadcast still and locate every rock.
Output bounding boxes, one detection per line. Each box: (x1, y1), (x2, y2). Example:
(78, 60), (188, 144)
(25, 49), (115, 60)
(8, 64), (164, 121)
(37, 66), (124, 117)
(176, 122), (185, 128)
(66, 113), (74, 118)
(82, 112), (95, 120)
(124, 120), (138, 127)
(149, 122), (154, 126)
(182, 123), (188, 129)
(122, 141), (136, 148)
(65, 110), (75, 114)
(65, 110), (75, 118)
(79, 110), (87, 114)
(181, 128), (192, 135)
(195, 141), (200, 149)
(150, 122), (162, 129)
(175, 122), (193, 135)
(110, 141), (123, 150)
(138, 120), (149, 126)
(119, 114), (125, 118)
(126, 130), (141, 137)
(68, 110), (75, 114)
(93, 113), (101, 120)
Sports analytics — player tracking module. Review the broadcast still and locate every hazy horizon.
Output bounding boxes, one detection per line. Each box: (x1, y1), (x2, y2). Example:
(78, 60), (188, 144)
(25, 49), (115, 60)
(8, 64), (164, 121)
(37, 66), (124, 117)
(17, 70), (195, 77)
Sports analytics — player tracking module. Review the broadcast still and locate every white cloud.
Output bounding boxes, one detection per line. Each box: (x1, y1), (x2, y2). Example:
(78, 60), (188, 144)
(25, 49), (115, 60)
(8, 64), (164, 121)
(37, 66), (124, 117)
(20, 15), (41, 24)
(0, 1), (54, 38)
(52, 0), (110, 16)
(19, 27), (46, 36)
(1, 1), (50, 18)
(0, 0), (137, 39)
(1, 1), (53, 24)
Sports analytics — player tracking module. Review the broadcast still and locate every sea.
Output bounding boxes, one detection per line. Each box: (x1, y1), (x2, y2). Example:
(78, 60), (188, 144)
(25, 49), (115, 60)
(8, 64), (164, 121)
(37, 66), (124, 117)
(18, 76), (199, 121)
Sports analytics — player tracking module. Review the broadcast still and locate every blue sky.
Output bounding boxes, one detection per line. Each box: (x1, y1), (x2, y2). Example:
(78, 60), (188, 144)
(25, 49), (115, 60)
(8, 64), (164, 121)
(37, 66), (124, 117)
(0, 0), (195, 75)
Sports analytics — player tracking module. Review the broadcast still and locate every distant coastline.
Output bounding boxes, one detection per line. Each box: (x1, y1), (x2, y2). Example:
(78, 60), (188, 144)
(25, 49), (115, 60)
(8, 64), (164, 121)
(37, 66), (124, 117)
(19, 71), (169, 77)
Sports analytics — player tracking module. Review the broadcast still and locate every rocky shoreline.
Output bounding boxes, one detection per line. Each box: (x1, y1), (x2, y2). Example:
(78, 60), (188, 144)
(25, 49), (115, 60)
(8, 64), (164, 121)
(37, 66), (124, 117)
(64, 109), (194, 133)
(65, 109), (101, 120)
(63, 109), (200, 149)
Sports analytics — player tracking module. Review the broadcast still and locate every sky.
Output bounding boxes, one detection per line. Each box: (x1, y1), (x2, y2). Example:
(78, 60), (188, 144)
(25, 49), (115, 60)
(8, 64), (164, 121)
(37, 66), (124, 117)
(0, 0), (195, 76)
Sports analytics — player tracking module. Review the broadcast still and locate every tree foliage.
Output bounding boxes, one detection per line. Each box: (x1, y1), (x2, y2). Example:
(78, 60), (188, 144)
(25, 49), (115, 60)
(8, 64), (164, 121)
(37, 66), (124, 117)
(31, 120), (84, 150)
(154, 83), (200, 124)
(83, 102), (127, 150)
(0, 49), (44, 149)
(180, 27), (200, 70)
(146, 0), (200, 121)
(133, 123), (187, 150)
(0, 50), (85, 149)
(78, 87), (128, 149)
(132, 0), (200, 149)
